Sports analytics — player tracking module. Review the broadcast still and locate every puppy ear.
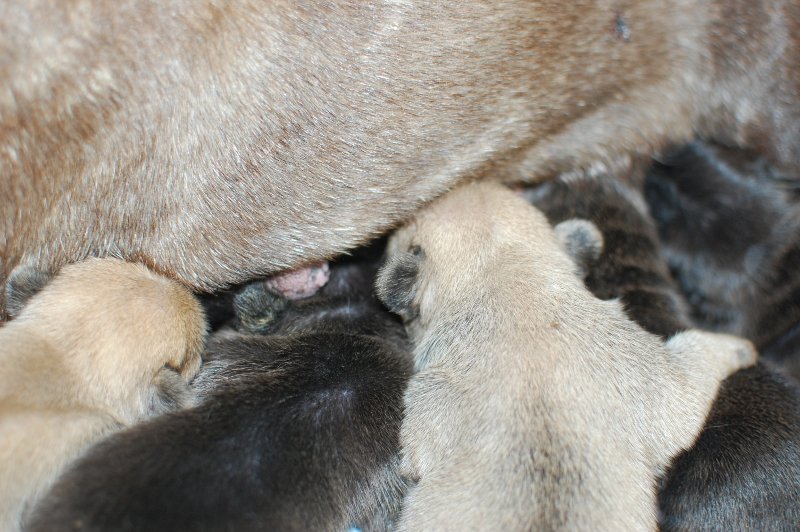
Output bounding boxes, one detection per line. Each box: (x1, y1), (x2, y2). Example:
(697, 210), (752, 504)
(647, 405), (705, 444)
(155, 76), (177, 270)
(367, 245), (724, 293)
(553, 219), (603, 277)
(233, 282), (290, 335)
(375, 247), (424, 318)
(5, 264), (51, 319)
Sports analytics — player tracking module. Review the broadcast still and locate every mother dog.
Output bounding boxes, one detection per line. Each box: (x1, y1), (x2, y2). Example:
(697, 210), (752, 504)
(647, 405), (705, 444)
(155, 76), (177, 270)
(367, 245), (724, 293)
(1, 0), (797, 315)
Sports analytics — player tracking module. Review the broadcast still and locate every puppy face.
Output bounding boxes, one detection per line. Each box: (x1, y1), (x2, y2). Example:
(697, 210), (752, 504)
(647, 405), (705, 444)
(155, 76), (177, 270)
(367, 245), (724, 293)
(16, 258), (206, 421)
(375, 189), (493, 335)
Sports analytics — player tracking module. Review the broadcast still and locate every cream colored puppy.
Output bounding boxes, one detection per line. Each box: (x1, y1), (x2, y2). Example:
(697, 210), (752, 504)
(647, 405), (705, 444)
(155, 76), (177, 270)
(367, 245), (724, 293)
(376, 181), (756, 531)
(0, 258), (206, 531)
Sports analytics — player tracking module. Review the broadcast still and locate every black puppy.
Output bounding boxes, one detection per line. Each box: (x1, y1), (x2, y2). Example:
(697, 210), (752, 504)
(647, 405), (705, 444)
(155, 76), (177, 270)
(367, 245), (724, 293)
(527, 168), (800, 530)
(28, 242), (412, 532)
(645, 141), (800, 379)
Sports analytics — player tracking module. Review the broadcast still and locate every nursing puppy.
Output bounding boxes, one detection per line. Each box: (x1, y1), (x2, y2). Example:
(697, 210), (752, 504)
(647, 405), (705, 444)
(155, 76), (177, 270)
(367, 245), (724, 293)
(645, 141), (800, 378)
(527, 170), (800, 529)
(376, 181), (755, 530)
(0, 258), (205, 532)
(29, 248), (412, 532)
(2, 0), (800, 319)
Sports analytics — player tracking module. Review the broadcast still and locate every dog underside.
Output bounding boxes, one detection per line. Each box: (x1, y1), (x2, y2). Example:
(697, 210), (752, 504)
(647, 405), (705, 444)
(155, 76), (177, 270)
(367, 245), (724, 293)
(1, 0), (799, 318)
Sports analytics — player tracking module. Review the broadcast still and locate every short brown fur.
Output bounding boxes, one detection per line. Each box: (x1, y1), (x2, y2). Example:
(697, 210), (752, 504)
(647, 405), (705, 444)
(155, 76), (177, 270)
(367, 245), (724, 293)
(0, 258), (206, 530)
(1, 0), (799, 319)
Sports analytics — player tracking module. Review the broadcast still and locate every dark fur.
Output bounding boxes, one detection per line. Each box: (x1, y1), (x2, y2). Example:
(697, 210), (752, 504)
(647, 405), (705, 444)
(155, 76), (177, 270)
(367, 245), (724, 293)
(659, 363), (800, 531)
(645, 141), (800, 376)
(527, 168), (800, 529)
(28, 248), (412, 532)
(3, 265), (50, 319)
(232, 241), (406, 341)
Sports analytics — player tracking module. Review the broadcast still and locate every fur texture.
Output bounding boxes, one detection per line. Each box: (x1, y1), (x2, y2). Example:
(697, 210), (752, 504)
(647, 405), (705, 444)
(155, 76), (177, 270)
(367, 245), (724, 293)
(525, 170), (691, 339)
(0, 258), (205, 531)
(659, 364), (800, 531)
(527, 166), (800, 529)
(376, 180), (755, 531)
(2, 0), (799, 319)
(28, 247), (412, 532)
(645, 140), (800, 378)
(3, 265), (50, 319)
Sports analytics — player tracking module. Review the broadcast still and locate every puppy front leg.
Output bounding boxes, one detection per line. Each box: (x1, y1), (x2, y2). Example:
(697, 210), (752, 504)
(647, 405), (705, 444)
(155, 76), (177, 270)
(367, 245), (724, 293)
(146, 366), (197, 416)
(657, 330), (757, 466)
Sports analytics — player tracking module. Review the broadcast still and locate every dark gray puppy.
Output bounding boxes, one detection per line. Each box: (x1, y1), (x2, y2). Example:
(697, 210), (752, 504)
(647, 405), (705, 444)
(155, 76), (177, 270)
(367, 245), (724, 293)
(528, 169), (800, 531)
(27, 245), (412, 532)
(645, 141), (800, 377)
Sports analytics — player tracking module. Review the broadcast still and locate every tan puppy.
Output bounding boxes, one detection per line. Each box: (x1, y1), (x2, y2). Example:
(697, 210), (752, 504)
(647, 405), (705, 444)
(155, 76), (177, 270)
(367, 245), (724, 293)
(1, 0), (799, 319)
(376, 181), (756, 530)
(0, 258), (206, 531)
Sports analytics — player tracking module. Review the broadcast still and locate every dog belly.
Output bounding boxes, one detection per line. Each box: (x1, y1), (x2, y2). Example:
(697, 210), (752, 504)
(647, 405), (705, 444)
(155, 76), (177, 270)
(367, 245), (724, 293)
(0, 0), (730, 317)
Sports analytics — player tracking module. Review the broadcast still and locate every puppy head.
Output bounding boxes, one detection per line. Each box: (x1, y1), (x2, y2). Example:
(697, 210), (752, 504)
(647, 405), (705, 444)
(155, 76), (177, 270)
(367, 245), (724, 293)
(19, 258), (206, 423)
(376, 181), (576, 330)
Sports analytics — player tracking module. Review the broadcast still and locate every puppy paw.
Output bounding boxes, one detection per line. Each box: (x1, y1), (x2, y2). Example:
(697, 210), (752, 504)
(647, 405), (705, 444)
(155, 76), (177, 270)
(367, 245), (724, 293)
(705, 332), (758, 374)
(375, 248), (424, 322)
(400, 369), (469, 481)
(399, 448), (421, 483)
(147, 365), (197, 415)
(233, 282), (289, 334)
(397, 466), (496, 532)
(667, 329), (758, 379)
(554, 218), (603, 277)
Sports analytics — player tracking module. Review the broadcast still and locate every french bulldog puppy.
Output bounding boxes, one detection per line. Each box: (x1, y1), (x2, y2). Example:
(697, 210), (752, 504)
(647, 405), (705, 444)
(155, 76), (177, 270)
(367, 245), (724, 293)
(376, 180), (755, 530)
(0, 258), (205, 531)
(528, 168), (800, 530)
